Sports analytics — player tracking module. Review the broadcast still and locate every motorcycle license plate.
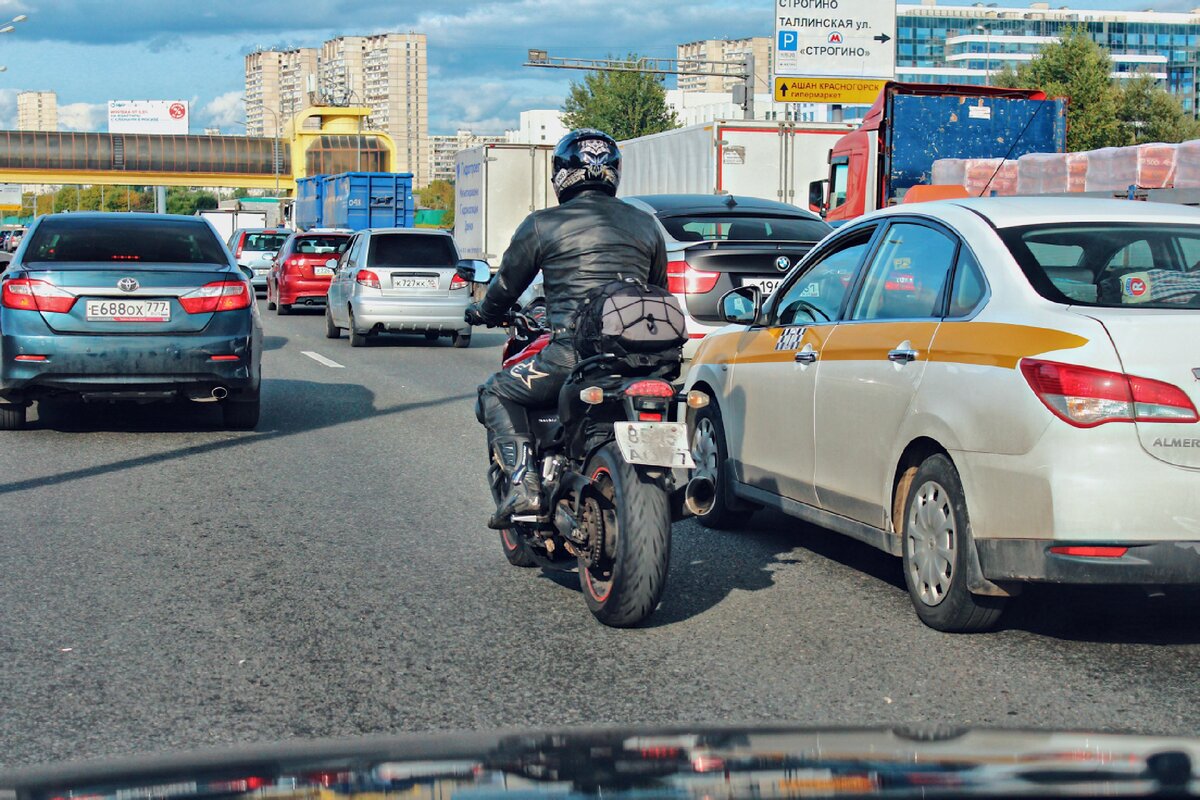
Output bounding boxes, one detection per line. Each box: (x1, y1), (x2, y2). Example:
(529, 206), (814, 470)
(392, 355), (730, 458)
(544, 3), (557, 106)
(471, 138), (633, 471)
(613, 422), (695, 469)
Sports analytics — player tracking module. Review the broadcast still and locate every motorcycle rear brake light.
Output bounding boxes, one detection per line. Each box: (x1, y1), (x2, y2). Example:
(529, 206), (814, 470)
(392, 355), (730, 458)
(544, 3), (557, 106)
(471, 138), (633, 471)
(179, 281), (250, 314)
(356, 269), (381, 289)
(639, 412), (664, 422)
(2, 278), (77, 313)
(625, 379), (675, 398)
(579, 386), (605, 405)
(1049, 545), (1129, 558)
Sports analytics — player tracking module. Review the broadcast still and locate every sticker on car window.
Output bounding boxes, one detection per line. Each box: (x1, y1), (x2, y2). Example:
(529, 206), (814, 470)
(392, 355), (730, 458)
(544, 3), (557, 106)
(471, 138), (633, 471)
(776, 326), (808, 351)
(1121, 273), (1151, 303)
(799, 282), (820, 298)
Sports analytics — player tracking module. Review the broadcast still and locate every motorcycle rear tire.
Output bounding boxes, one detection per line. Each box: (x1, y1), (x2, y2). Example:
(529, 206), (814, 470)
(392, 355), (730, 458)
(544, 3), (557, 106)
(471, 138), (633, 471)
(578, 442), (671, 628)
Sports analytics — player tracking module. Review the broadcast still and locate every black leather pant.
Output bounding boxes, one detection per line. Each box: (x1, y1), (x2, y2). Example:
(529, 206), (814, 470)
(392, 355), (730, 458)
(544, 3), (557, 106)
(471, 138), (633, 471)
(476, 338), (578, 439)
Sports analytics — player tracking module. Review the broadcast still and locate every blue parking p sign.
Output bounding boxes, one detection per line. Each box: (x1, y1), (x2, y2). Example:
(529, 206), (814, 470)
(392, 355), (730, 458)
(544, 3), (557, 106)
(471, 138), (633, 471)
(778, 30), (797, 51)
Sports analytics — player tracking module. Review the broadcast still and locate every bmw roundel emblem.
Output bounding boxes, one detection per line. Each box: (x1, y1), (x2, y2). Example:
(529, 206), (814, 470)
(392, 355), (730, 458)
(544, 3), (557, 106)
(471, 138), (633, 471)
(117, 277), (139, 292)
(775, 256), (792, 272)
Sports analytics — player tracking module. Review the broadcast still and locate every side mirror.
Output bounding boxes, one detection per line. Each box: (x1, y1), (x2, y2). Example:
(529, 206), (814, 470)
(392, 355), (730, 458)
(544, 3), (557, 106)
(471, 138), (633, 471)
(720, 286), (762, 326)
(808, 179), (829, 215)
(456, 258), (491, 284)
(325, 258), (339, 271)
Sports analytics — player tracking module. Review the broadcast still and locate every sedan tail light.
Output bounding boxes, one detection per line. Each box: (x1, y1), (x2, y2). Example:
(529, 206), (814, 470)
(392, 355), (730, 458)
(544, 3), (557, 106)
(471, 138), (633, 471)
(356, 269), (381, 289)
(179, 281), (251, 314)
(1020, 359), (1198, 427)
(666, 260), (718, 295)
(282, 256), (304, 275)
(2, 278), (77, 313)
(449, 273), (469, 290)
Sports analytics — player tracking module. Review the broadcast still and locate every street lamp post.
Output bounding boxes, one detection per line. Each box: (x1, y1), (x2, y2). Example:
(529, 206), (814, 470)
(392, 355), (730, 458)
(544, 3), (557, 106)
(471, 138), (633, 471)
(0, 14), (30, 72)
(976, 24), (992, 86)
(242, 98), (282, 196)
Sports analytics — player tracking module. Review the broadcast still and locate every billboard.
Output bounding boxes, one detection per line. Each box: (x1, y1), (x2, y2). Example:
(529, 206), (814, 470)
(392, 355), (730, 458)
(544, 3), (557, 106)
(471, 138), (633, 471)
(0, 184), (20, 211)
(108, 100), (189, 135)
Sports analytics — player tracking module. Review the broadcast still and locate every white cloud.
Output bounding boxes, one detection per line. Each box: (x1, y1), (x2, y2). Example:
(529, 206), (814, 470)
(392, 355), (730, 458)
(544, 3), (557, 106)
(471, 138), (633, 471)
(202, 90), (244, 128)
(0, 88), (19, 129)
(58, 101), (106, 131)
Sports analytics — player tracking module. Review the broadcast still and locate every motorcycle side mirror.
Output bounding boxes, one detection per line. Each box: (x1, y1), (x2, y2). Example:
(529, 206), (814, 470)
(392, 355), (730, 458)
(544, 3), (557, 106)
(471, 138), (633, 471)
(720, 285), (763, 326)
(456, 259), (491, 284)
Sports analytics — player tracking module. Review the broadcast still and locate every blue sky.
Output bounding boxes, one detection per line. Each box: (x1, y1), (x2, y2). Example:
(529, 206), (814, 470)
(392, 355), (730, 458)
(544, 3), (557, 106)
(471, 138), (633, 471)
(0, 0), (1186, 135)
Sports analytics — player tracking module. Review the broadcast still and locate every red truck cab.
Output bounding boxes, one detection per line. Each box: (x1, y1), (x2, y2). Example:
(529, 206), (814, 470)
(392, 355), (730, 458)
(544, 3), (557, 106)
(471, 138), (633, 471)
(811, 82), (1060, 224)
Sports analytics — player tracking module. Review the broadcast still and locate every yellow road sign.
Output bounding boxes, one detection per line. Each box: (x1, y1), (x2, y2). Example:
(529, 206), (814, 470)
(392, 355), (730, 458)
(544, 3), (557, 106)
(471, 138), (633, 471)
(774, 77), (887, 105)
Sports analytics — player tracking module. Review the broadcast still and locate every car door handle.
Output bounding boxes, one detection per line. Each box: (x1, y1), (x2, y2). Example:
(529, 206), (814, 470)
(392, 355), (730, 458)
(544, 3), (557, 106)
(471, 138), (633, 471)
(794, 350), (818, 364)
(888, 348), (919, 364)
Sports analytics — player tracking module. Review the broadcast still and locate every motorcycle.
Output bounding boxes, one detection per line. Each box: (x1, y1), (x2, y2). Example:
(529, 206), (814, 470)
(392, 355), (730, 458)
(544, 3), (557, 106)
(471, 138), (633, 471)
(459, 263), (712, 628)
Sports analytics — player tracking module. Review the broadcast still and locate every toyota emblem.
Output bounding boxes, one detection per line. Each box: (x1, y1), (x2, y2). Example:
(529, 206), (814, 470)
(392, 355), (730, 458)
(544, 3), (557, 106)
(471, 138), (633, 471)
(117, 277), (139, 293)
(775, 256), (792, 272)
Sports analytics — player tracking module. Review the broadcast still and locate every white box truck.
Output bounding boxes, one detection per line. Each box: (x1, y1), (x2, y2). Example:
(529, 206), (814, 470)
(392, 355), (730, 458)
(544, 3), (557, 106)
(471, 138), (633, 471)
(197, 208), (269, 242)
(617, 120), (855, 207)
(454, 143), (556, 265)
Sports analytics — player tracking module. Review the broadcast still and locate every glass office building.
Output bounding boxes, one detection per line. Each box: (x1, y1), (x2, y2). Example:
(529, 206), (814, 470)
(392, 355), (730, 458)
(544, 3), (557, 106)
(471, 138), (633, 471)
(897, 2), (1200, 113)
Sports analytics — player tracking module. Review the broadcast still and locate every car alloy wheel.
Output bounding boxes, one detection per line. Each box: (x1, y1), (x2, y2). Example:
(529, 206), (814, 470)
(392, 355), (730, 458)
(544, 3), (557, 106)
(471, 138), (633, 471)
(905, 480), (956, 607)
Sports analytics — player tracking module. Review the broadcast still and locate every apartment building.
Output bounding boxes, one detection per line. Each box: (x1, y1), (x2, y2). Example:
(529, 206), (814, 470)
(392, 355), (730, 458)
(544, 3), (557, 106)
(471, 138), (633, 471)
(244, 48), (319, 138)
(676, 37), (772, 94)
(17, 91), (57, 132)
(247, 33), (429, 185)
(428, 130), (507, 184)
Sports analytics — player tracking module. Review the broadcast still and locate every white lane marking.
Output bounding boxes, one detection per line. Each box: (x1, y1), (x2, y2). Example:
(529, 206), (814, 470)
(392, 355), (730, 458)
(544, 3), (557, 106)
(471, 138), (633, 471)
(301, 351), (345, 369)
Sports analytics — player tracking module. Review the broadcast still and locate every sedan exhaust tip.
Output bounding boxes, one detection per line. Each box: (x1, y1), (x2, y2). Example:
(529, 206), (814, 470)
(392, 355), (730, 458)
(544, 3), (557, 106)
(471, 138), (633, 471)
(684, 476), (717, 518)
(211, 386), (229, 400)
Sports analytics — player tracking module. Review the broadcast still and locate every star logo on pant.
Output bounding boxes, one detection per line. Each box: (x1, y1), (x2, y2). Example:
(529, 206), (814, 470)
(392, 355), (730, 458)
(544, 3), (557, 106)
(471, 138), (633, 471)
(510, 361), (549, 390)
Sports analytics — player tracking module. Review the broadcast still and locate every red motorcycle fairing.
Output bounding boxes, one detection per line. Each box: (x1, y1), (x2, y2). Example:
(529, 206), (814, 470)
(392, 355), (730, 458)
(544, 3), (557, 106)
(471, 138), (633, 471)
(503, 333), (552, 369)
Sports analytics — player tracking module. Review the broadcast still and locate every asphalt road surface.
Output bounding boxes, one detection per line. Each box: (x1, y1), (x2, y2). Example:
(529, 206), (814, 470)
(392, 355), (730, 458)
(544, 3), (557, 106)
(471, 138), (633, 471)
(3, 301), (1200, 768)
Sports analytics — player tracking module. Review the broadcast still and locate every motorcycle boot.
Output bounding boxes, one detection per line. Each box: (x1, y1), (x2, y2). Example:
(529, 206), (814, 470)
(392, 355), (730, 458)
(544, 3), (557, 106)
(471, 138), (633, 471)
(489, 435), (543, 530)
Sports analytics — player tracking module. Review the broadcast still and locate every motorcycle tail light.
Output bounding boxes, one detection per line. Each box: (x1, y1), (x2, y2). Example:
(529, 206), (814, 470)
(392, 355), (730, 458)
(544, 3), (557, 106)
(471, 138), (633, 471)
(624, 379), (675, 399)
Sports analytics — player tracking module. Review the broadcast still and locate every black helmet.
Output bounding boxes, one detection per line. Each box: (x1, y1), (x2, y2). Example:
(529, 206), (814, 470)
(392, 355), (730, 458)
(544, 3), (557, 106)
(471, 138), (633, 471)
(552, 129), (620, 203)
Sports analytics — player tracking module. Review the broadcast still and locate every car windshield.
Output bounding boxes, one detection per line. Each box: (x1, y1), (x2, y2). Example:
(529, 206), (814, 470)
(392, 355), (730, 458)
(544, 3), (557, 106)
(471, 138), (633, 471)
(1000, 223), (1200, 309)
(242, 233), (289, 251)
(293, 235), (350, 255)
(660, 214), (829, 243)
(369, 234), (457, 267)
(24, 218), (228, 264)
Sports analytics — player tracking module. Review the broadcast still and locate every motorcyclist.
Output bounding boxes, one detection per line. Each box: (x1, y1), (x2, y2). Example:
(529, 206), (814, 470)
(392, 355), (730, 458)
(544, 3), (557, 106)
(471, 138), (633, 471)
(465, 129), (668, 529)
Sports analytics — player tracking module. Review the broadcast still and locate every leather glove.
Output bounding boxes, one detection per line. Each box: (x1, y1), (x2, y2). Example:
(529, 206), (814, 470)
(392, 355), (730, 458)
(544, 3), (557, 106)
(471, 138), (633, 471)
(464, 303), (488, 327)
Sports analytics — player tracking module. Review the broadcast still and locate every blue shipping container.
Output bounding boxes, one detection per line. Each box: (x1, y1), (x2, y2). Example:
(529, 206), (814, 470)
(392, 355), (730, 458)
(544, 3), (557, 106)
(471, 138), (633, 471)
(294, 176), (325, 230)
(886, 93), (1067, 199)
(321, 172), (415, 231)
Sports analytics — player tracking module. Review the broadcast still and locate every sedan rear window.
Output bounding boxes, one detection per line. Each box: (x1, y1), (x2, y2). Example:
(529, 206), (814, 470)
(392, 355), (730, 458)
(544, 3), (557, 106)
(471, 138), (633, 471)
(293, 236), (350, 255)
(660, 214), (829, 243)
(242, 233), (290, 252)
(369, 234), (457, 267)
(1000, 223), (1200, 309)
(25, 218), (228, 265)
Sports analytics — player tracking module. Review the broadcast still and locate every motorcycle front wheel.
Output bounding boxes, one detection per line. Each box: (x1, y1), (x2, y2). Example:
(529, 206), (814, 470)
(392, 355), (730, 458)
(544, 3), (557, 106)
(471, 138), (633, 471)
(578, 442), (671, 627)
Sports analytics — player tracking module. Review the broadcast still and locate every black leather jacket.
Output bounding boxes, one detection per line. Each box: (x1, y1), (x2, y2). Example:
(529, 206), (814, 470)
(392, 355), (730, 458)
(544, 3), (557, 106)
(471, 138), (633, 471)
(479, 190), (668, 331)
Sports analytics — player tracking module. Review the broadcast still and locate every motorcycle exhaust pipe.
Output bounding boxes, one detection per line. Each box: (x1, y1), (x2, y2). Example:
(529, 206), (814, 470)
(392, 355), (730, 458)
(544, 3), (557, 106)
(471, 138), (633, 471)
(211, 386), (229, 400)
(684, 476), (717, 518)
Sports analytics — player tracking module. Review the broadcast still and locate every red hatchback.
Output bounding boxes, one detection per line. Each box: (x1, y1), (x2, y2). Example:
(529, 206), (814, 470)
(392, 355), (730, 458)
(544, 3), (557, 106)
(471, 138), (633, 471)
(267, 230), (353, 314)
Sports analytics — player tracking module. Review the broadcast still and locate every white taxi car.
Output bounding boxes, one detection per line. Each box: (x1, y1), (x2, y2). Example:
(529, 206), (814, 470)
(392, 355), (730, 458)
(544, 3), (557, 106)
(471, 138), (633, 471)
(683, 197), (1200, 632)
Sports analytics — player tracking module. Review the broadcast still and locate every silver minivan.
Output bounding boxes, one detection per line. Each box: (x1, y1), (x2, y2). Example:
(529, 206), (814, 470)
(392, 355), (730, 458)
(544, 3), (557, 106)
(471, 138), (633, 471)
(325, 228), (474, 348)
